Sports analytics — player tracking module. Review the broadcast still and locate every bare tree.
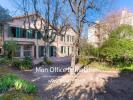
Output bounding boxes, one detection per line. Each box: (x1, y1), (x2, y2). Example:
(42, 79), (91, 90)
(95, 10), (122, 47)
(13, 0), (69, 59)
(65, 0), (111, 74)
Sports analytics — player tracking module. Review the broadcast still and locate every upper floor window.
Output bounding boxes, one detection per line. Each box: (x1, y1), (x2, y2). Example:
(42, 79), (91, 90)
(72, 36), (74, 42)
(67, 35), (69, 42)
(9, 26), (41, 39)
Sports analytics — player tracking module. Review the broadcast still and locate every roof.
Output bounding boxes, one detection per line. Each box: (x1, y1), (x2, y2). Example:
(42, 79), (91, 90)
(13, 13), (42, 19)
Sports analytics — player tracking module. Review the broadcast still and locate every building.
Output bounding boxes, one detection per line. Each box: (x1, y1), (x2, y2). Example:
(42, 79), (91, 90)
(88, 9), (133, 47)
(0, 14), (76, 59)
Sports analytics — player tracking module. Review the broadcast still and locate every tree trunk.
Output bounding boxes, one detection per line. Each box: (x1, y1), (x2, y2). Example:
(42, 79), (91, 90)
(70, 34), (80, 75)
(70, 46), (76, 75)
(44, 42), (50, 61)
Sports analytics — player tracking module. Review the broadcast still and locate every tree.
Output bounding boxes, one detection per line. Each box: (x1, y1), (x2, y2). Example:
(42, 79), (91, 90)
(0, 5), (11, 49)
(3, 40), (19, 59)
(66, 0), (111, 74)
(99, 25), (133, 65)
(13, 0), (69, 59)
(0, 5), (11, 21)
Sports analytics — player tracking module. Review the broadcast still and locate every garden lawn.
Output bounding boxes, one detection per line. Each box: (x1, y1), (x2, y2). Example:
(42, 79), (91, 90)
(87, 61), (133, 72)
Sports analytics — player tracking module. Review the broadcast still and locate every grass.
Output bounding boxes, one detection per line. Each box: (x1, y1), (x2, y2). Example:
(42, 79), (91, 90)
(87, 61), (133, 72)
(0, 90), (39, 100)
(0, 66), (38, 99)
(0, 66), (13, 76)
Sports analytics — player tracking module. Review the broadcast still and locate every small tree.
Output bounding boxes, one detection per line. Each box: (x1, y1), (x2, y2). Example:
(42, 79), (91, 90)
(3, 41), (19, 59)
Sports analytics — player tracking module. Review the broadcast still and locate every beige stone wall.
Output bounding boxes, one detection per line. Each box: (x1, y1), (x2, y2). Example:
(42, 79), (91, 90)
(52, 28), (76, 57)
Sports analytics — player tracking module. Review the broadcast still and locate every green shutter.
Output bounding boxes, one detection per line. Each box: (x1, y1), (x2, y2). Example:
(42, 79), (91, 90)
(37, 32), (42, 39)
(20, 28), (23, 38)
(16, 27), (20, 38)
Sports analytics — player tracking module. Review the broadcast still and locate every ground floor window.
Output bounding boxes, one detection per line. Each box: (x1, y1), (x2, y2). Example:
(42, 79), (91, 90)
(14, 46), (21, 57)
(24, 45), (32, 57)
(61, 46), (63, 54)
(39, 46), (44, 57)
(60, 46), (67, 55)
(49, 46), (56, 57)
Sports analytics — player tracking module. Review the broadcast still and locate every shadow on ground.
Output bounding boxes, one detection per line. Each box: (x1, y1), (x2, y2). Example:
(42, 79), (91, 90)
(42, 70), (133, 100)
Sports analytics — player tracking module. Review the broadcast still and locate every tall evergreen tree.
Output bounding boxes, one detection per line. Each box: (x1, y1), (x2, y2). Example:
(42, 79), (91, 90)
(0, 5), (11, 21)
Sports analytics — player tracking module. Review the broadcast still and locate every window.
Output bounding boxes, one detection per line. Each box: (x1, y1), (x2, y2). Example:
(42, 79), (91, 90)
(64, 47), (66, 54)
(39, 46), (44, 57)
(9, 27), (38, 39)
(61, 46), (63, 54)
(22, 28), (27, 38)
(72, 36), (74, 42)
(67, 35), (69, 42)
(24, 45), (32, 57)
(10, 27), (16, 37)
(69, 36), (71, 42)
(14, 46), (21, 57)
(37, 31), (42, 39)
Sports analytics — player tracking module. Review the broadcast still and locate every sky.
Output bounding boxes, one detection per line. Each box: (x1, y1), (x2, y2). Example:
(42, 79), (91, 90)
(1, 0), (133, 16)
(1, 0), (133, 35)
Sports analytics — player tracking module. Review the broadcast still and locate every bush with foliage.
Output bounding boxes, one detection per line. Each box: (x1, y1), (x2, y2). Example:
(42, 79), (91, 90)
(20, 57), (32, 70)
(12, 59), (22, 68)
(3, 41), (19, 59)
(0, 57), (12, 66)
(11, 57), (32, 70)
(99, 24), (133, 66)
(42, 57), (53, 65)
(14, 79), (37, 93)
(0, 74), (18, 93)
(79, 38), (100, 64)
(0, 74), (37, 94)
(79, 57), (90, 65)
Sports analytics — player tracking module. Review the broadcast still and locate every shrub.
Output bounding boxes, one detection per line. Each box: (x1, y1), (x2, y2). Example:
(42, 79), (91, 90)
(79, 57), (90, 65)
(0, 74), (18, 93)
(21, 57), (32, 70)
(43, 58), (52, 65)
(3, 41), (19, 59)
(0, 57), (12, 65)
(99, 25), (133, 66)
(0, 74), (37, 94)
(45, 59), (53, 65)
(14, 79), (37, 93)
(12, 59), (21, 68)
